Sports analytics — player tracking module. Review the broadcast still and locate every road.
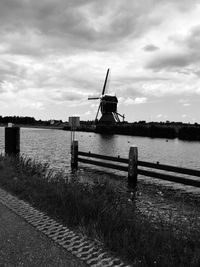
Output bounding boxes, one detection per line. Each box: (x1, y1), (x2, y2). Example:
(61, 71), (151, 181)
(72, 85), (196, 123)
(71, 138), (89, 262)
(0, 202), (87, 267)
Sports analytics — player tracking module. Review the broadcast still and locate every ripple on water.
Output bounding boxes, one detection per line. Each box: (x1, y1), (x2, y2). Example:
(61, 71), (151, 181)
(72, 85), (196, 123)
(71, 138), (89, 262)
(0, 126), (200, 196)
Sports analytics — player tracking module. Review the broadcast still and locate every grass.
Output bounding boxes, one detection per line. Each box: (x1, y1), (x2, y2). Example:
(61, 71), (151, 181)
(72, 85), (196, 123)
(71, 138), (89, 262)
(0, 154), (199, 266)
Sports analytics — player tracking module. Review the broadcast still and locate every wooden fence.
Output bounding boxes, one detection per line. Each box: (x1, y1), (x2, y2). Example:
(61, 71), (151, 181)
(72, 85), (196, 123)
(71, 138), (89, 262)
(71, 141), (200, 188)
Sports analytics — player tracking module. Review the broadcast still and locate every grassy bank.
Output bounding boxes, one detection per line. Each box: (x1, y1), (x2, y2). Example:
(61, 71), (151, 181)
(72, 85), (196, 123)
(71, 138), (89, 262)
(0, 155), (199, 266)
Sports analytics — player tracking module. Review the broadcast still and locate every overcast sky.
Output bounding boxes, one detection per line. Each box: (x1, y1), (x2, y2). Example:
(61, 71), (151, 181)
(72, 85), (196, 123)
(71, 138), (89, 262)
(0, 0), (200, 123)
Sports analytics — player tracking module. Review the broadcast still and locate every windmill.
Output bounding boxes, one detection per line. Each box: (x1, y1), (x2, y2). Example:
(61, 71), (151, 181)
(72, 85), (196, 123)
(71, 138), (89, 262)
(88, 69), (125, 126)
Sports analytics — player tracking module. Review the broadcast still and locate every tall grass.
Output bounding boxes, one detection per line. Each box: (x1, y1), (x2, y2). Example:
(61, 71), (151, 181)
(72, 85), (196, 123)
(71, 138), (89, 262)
(0, 155), (199, 266)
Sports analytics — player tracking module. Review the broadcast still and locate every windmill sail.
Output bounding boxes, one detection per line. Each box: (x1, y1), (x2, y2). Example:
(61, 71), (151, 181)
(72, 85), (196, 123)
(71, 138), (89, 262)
(88, 97), (100, 100)
(95, 103), (101, 121)
(102, 68), (110, 95)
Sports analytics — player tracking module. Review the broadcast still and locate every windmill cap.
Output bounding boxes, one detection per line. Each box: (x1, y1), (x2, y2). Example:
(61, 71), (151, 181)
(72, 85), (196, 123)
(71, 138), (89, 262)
(101, 94), (118, 102)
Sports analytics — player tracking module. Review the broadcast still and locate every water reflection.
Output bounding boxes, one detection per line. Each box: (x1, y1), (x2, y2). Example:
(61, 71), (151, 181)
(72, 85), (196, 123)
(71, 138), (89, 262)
(97, 134), (117, 155)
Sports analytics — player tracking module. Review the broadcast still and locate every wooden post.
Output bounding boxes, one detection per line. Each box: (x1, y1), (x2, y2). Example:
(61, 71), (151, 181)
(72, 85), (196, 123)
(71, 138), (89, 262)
(128, 146), (138, 188)
(5, 126), (20, 156)
(71, 140), (78, 170)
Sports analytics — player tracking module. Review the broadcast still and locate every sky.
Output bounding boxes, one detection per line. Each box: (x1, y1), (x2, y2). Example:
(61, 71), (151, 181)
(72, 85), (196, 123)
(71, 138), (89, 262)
(0, 0), (200, 123)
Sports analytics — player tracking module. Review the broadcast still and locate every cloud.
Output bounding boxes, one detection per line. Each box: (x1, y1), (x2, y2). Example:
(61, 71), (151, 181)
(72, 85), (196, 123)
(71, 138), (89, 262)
(186, 25), (200, 51)
(146, 53), (192, 70)
(167, 0), (199, 11)
(183, 103), (190, 107)
(179, 99), (191, 107)
(84, 111), (91, 116)
(0, 60), (26, 82)
(47, 89), (88, 103)
(135, 97), (147, 104)
(124, 97), (147, 105)
(156, 114), (163, 118)
(0, 0), (198, 58)
(146, 24), (200, 73)
(0, 0), (165, 56)
(143, 44), (159, 52)
(19, 101), (45, 110)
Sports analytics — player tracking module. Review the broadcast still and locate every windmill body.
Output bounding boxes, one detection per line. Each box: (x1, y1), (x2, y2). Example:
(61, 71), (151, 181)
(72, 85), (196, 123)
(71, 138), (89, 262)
(88, 69), (124, 129)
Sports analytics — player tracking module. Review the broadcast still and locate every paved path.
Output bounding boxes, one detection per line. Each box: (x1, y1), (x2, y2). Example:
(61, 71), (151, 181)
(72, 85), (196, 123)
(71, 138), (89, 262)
(0, 202), (87, 267)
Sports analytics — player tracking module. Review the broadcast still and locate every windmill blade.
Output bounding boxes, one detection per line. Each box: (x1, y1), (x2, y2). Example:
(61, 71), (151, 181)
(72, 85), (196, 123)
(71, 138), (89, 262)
(88, 97), (100, 100)
(95, 103), (101, 121)
(102, 68), (110, 95)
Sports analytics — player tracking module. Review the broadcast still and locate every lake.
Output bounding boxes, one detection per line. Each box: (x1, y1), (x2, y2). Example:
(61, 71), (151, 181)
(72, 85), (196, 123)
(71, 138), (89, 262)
(1, 126), (200, 171)
(1, 126), (200, 190)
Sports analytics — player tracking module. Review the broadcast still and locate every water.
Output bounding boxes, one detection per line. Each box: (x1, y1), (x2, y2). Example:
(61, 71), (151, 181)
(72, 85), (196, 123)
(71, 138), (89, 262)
(1, 126), (200, 172)
(1, 126), (200, 225)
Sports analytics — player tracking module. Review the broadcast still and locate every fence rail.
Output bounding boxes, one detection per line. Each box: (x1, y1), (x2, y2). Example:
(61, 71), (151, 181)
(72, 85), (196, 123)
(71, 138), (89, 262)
(138, 160), (200, 177)
(74, 143), (200, 188)
(78, 151), (200, 177)
(78, 151), (128, 164)
(138, 169), (200, 187)
(78, 157), (128, 172)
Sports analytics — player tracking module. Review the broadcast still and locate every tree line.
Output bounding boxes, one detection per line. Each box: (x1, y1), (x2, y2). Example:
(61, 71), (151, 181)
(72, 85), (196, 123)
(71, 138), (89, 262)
(1, 116), (200, 141)
(0, 116), (36, 124)
(0, 116), (63, 125)
(112, 123), (200, 141)
(73, 121), (200, 141)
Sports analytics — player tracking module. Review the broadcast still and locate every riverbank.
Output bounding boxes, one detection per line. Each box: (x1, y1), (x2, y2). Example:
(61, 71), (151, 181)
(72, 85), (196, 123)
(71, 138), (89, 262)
(0, 155), (199, 266)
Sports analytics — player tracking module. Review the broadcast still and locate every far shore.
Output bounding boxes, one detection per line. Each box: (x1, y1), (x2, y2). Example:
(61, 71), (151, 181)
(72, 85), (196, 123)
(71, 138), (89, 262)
(0, 123), (64, 130)
(1, 121), (200, 141)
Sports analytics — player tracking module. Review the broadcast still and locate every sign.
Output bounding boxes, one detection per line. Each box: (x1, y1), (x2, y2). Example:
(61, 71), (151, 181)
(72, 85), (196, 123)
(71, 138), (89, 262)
(69, 116), (80, 129)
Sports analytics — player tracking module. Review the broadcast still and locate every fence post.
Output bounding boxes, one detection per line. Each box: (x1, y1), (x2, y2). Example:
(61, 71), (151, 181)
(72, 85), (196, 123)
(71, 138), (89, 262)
(128, 146), (138, 188)
(5, 126), (20, 156)
(71, 140), (78, 170)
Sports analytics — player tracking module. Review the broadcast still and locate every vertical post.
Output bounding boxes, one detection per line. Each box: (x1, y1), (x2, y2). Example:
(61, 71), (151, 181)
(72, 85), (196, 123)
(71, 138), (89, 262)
(69, 116), (80, 171)
(71, 140), (78, 170)
(5, 126), (20, 156)
(128, 146), (138, 188)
